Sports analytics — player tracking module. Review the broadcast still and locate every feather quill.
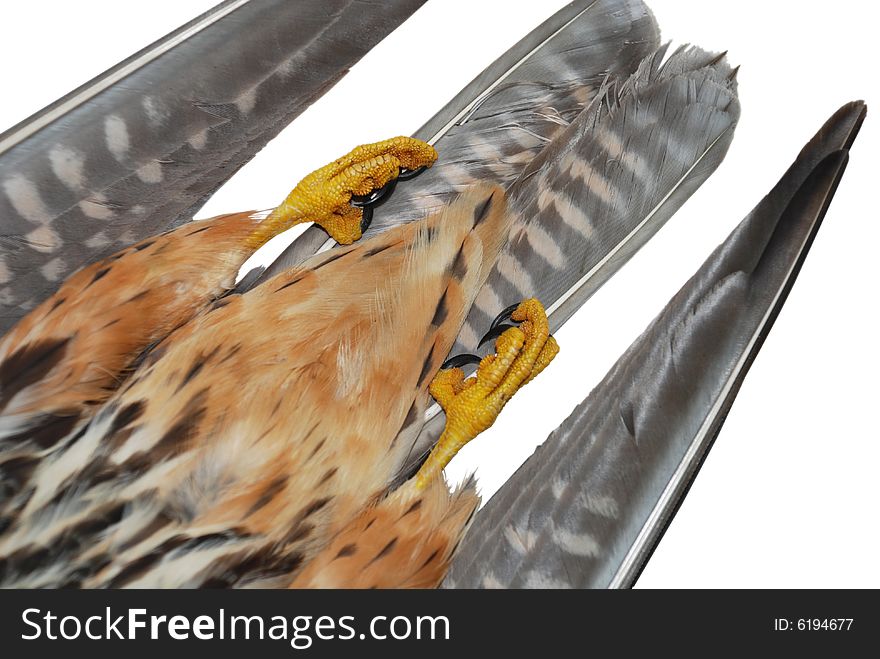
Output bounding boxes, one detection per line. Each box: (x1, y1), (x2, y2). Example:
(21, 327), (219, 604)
(401, 43), (740, 475)
(0, 0), (426, 334)
(445, 101), (867, 589)
(250, 0), (661, 284)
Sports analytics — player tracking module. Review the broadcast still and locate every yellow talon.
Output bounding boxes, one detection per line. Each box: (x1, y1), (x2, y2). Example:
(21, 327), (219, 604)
(246, 136), (438, 248)
(413, 298), (560, 491)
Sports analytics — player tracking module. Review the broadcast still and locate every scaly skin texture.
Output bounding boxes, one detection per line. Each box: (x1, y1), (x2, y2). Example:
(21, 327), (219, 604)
(414, 298), (559, 491)
(248, 136), (438, 248)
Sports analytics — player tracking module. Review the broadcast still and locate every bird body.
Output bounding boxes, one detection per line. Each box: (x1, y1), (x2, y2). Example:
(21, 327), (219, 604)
(0, 184), (509, 588)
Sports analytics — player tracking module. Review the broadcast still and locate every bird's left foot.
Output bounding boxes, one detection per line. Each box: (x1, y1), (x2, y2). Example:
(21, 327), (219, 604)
(412, 298), (559, 491)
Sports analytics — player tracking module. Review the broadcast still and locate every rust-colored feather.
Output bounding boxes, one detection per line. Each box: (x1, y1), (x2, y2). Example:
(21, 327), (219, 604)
(0, 211), (259, 443)
(290, 479), (478, 589)
(0, 185), (508, 588)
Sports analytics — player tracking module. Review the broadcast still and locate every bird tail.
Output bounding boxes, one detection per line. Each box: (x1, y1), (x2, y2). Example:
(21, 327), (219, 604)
(0, 0), (426, 334)
(400, 44), (741, 475)
(445, 101), (867, 589)
(249, 0), (661, 285)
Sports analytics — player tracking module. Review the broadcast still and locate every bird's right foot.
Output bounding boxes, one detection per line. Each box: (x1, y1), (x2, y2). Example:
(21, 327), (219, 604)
(247, 136), (437, 248)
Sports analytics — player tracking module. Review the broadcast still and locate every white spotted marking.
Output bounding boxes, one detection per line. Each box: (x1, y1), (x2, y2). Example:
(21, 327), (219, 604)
(79, 198), (115, 220)
(24, 225), (61, 253)
(235, 88), (258, 114)
(552, 526), (601, 558)
(116, 229), (136, 246)
(3, 174), (52, 225)
(85, 232), (111, 249)
(576, 492), (619, 519)
(568, 157), (614, 206)
(537, 186), (556, 211)
(104, 115), (130, 161)
(187, 128), (209, 151)
(503, 524), (537, 554)
(553, 196), (595, 240)
(551, 477), (567, 500)
(495, 250), (534, 296)
(137, 161), (163, 184)
(39, 257), (66, 282)
(524, 221), (565, 268)
(49, 146), (86, 190)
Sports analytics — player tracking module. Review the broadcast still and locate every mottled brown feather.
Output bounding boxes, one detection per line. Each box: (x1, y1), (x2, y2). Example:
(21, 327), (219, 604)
(0, 212), (260, 425)
(0, 185), (509, 588)
(289, 479), (478, 588)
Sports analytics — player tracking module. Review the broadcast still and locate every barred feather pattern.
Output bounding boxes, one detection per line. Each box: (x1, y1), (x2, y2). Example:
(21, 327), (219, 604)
(254, 0), (661, 284)
(400, 44), (740, 474)
(445, 101), (866, 589)
(0, 185), (508, 588)
(0, 0), (426, 334)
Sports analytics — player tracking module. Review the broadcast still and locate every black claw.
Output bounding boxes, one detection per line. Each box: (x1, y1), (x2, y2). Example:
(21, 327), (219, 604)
(359, 206), (374, 234)
(478, 323), (517, 349)
(350, 177), (398, 209)
(350, 165), (428, 209)
(397, 165), (428, 181)
(440, 353), (482, 370)
(489, 303), (522, 331)
(350, 164), (430, 235)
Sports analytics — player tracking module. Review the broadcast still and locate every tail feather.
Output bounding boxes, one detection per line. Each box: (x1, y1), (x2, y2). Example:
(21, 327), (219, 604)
(0, 0), (426, 334)
(445, 101), (866, 589)
(401, 44), (741, 475)
(251, 0), (661, 285)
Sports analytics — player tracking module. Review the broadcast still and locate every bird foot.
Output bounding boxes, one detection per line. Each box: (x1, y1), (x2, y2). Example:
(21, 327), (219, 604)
(248, 136), (437, 248)
(412, 298), (559, 491)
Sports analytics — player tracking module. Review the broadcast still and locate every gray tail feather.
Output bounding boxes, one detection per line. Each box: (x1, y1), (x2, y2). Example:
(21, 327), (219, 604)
(455, 44), (740, 354)
(444, 101), (866, 589)
(398, 44), (740, 479)
(0, 0), (426, 334)
(246, 0), (661, 289)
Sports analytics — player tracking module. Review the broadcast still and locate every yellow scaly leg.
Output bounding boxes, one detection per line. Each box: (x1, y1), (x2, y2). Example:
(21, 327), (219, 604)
(246, 136), (438, 249)
(413, 298), (560, 491)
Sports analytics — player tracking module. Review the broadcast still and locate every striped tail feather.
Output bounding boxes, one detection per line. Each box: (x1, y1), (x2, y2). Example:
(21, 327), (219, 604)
(445, 101), (866, 589)
(456, 44), (740, 353)
(249, 0), (661, 285)
(399, 44), (740, 474)
(0, 0), (426, 334)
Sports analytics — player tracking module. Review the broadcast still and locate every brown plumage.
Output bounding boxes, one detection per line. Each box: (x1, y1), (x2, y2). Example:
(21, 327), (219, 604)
(0, 213), (259, 438)
(0, 184), (508, 588)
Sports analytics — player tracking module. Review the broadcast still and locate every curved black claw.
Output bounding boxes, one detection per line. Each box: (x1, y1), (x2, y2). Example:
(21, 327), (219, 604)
(350, 177), (398, 209)
(440, 353), (482, 370)
(359, 206), (374, 234)
(478, 323), (517, 349)
(477, 303), (522, 348)
(489, 303), (521, 330)
(397, 165), (428, 181)
(350, 165), (429, 213)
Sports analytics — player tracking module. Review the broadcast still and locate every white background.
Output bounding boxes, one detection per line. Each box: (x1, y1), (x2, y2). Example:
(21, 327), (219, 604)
(0, 1), (877, 588)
